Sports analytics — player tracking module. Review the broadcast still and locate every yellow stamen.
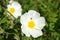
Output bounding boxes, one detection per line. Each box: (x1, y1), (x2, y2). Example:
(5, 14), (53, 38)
(28, 20), (35, 29)
(9, 7), (15, 14)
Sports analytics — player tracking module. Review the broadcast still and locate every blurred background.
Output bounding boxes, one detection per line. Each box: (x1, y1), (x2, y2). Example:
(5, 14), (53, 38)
(0, 0), (60, 40)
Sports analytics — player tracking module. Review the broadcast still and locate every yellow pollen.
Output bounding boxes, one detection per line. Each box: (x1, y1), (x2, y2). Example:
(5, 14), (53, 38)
(28, 20), (35, 29)
(9, 7), (15, 14)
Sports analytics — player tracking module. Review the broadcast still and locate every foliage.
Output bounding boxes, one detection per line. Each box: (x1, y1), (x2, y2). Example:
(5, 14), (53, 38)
(0, 0), (60, 40)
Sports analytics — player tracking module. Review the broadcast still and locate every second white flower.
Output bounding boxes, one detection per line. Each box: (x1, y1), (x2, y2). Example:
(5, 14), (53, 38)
(7, 1), (22, 18)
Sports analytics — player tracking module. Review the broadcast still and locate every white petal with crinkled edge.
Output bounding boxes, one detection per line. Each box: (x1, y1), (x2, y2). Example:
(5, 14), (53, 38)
(11, 1), (21, 10)
(13, 8), (22, 18)
(34, 17), (45, 30)
(21, 25), (30, 37)
(29, 29), (42, 38)
(20, 13), (31, 24)
(28, 10), (40, 19)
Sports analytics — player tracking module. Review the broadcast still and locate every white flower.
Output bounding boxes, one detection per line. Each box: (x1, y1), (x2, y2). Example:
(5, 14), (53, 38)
(7, 1), (22, 18)
(20, 10), (45, 38)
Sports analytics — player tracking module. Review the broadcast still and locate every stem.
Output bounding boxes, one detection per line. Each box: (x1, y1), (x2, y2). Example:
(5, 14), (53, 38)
(20, 23), (22, 40)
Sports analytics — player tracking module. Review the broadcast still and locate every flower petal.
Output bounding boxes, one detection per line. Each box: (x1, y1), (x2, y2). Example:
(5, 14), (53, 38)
(29, 29), (43, 38)
(13, 8), (22, 18)
(28, 10), (40, 19)
(21, 25), (30, 37)
(11, 1), (21, 10)
(20, 13), (30, 24)
(35, 17), (45, 30)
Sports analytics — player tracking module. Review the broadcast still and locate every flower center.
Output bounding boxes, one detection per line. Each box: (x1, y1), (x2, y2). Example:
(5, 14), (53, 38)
(28, 20), (35, 29)
(9, 7), (15, 14)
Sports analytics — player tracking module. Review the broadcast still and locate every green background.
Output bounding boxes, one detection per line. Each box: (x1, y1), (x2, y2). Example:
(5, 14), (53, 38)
(0, 0), (60, 40)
